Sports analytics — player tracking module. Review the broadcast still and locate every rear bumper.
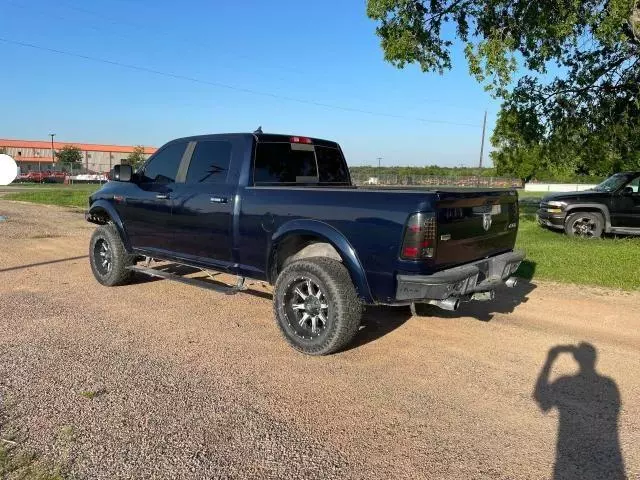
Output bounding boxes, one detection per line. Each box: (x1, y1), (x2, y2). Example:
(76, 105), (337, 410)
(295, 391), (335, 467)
(395, 250), (526, 302)
(536, 209), (566, 229)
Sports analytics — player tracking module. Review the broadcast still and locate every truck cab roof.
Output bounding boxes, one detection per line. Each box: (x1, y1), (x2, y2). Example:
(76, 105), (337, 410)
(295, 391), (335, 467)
(164, 133), (340, 149)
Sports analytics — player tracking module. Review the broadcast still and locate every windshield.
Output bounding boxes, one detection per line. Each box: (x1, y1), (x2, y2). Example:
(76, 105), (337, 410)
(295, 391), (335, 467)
(593, 173), (634, 192)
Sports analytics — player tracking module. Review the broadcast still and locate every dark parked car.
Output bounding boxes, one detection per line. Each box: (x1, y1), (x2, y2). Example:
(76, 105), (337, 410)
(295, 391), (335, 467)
(536, 172), (640, 238)
(86, 132), (524, 355)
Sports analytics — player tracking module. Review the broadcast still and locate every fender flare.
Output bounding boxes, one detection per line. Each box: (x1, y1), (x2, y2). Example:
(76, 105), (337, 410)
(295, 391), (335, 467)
(87, 200), (132, 251)
(565, 203), (612, 231)
(268, 219), (373, 303)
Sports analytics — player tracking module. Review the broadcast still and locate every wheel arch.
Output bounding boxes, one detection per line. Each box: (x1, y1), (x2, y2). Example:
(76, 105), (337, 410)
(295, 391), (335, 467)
(267, 219), (373, 303)
(86, 200), (131, 251)
(565, 204), (611, 231)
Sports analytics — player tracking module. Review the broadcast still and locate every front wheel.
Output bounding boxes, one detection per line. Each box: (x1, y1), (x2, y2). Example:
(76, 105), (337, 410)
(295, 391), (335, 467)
(564, 212), (604, 238)
(273, 257), (362, 355)
(89, 223), (136, 286)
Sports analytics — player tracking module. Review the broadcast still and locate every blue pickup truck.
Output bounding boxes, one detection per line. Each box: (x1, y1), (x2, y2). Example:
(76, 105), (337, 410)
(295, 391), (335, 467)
(86, 132), (524, 355)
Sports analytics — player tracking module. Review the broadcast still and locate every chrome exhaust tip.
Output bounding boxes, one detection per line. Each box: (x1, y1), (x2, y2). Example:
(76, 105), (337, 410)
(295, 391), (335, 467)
(428, 297), (460, 311)
(505, 277), (518, 288)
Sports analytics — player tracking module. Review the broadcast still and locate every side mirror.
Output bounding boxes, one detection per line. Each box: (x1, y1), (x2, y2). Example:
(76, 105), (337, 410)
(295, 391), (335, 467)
(621, 186), (634, 196)
(112, 164), (133, 182)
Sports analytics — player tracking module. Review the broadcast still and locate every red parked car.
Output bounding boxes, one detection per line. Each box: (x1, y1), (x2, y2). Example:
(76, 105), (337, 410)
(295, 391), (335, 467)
(25, 171), (46, 183)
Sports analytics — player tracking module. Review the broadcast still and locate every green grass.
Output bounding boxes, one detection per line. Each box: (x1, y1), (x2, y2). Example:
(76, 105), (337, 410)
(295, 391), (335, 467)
(515, 216), (640, 290)
(4, 183), (102, 189)
(78, 389), (107, 400)
(1, 432), (65, 480)
(2, 185), (99, 208)
(517, 190), (545, 200)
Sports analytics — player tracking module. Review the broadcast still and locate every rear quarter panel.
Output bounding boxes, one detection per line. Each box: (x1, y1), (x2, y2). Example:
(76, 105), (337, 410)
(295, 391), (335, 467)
(237, 187), (437, 303)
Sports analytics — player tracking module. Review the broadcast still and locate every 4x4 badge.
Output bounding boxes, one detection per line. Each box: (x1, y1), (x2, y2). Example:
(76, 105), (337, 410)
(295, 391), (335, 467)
(482, 213), (492, 231)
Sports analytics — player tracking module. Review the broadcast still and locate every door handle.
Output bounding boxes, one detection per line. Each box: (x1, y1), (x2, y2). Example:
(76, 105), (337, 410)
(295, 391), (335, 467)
(210, 196), (228, 204)
(156, 193), (170, 200)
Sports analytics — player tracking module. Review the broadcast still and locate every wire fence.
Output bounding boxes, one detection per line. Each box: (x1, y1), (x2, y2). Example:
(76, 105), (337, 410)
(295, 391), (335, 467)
(350, 173), (523, 188)
(18, 163), (112, 175)
(15, 163), (113, 184)
(15, 164), (523, 189)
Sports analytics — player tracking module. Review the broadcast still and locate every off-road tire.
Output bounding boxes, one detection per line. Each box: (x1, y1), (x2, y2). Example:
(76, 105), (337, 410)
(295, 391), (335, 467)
(273, 257), (362, 355)
(89, 223), (136, 286)
(564, 211), (604, 239)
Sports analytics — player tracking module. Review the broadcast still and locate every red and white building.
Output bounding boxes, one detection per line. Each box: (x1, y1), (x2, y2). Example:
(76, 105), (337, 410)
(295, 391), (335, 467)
(0, 138), (157, 173)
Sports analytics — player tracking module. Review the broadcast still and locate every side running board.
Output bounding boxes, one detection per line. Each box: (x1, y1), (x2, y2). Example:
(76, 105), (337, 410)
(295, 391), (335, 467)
(127, 264), (248, 296)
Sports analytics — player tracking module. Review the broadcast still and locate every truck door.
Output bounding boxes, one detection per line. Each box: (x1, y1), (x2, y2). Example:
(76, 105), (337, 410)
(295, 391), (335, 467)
(611, 175), (640, 228)
(169, 139), (235, 267)
(116, 141), (188, 253)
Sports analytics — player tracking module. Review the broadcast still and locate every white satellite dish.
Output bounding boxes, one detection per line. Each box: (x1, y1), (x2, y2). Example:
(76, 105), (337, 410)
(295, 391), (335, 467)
(0, 154), (18, 186)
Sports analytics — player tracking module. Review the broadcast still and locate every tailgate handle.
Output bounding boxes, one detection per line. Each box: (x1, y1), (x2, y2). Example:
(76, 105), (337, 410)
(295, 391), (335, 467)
(210, 196), (228, 204)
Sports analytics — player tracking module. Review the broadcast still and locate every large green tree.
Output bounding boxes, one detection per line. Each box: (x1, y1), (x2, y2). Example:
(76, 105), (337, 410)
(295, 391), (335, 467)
(367, 0), (640, 177)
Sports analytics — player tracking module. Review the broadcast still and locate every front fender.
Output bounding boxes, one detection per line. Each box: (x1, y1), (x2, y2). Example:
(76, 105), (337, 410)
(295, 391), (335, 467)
(565, 203), (612, 230)
(86, 200), (131, 252)
(269, 219), (373, 303)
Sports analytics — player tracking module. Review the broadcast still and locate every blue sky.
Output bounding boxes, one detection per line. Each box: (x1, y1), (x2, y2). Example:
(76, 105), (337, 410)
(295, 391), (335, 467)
(0, 0), (503, 166)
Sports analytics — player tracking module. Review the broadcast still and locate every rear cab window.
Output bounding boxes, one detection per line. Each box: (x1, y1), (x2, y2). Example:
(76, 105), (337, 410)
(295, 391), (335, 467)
(253, 137), (350, 186)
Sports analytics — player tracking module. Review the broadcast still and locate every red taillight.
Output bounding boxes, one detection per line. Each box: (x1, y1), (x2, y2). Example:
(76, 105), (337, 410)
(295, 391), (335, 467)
(400, 213), (436, 260)
(402, 246), (419, 258)
(290, 136), (313, 144)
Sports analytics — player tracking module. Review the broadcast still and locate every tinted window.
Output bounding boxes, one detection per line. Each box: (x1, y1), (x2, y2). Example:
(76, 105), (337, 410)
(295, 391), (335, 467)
(253, 142), (350, 185)
(626, 176), (640, 193)
(186, 141), (232, 184)
(254, 143), (318, 184)
(141, 142), (185, 183)
(316, 146), (349, 183)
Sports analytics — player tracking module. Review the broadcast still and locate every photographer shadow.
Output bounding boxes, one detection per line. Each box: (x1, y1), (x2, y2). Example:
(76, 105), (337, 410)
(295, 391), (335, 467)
(533, 343), (627, 479)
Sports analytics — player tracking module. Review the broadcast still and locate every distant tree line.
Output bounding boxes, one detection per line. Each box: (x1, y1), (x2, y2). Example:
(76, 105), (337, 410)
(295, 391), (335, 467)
(349, 165), (604, 183)
(350, 165), (496, 177)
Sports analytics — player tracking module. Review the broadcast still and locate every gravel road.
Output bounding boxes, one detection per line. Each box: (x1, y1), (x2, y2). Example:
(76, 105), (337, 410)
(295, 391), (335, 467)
(0, 200), (638, 479)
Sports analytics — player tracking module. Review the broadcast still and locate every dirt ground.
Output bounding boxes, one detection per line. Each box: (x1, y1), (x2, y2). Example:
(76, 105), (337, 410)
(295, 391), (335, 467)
(0, 200), (638, 479)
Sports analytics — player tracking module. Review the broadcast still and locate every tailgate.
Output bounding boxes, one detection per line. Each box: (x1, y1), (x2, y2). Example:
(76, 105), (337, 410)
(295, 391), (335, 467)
(435, 190), (519, 267)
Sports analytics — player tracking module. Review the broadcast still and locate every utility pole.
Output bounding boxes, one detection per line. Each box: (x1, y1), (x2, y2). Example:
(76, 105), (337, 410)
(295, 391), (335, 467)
(377, 157), (382, 170)
(478, 110), (487, 169)
(49, 133), (56, 166)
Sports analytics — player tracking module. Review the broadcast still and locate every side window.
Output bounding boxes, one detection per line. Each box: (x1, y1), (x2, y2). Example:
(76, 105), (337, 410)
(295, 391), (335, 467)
(185, 141), (232, 184)
(140, 142), (186, 183)
(627, 177), (640, 193)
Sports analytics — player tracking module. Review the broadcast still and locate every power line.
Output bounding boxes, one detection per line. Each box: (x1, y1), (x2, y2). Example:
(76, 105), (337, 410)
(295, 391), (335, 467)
(4, 0), (493, 121)
(3, 0), (308, 79)
(0, 37), (482, 128)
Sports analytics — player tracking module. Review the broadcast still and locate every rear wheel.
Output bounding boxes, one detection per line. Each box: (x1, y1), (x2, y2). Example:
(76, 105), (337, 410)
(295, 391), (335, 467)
(89, 223), (136, 286)
(565, 212), (604, 238)
(273, 257), (362, 355)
